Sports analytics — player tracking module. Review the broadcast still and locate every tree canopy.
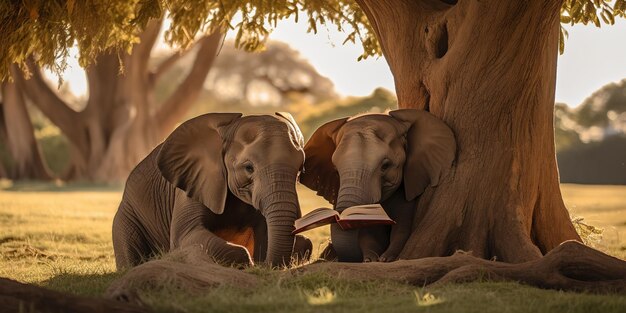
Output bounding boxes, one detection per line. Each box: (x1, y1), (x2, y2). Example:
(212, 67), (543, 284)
(1, 0), (625, 80)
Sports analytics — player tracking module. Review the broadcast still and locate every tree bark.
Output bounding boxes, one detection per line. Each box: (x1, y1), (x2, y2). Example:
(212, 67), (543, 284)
(354, 0), (580, 262)
(0, 66), (52, 180)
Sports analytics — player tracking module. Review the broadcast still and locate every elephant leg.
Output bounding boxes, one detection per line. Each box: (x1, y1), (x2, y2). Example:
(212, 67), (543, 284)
(359, 225), (390, 262)
(112, 208), (151, 270)
(170, 196), (254, 267)
(330, 225), (362, 262)
(318, 241), (338, 261)
(178, 228), (253, 267)
(293, 235), (313, 263)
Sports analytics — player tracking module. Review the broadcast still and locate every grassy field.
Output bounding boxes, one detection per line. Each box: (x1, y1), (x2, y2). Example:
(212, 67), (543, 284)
(0, 181), (625, 312)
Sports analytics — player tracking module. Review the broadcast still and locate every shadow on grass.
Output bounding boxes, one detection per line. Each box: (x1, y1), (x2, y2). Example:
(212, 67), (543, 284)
(42, 271), (124, 297)
(0, 179), (123, 192)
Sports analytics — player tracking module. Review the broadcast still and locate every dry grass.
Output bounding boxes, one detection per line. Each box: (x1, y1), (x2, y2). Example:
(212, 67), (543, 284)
(0, 181), (624, 311)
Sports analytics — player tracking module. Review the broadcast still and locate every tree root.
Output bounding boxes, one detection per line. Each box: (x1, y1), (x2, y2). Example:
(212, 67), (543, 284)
(104, 246), (257, 304)
(0, 277), (148, 313)
(105, 241), (624, 305)
(290, 241), (626, 293)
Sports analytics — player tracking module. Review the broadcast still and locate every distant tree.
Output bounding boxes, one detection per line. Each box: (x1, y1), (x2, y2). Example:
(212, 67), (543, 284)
(299, 87), (397, 138)
(554, 103), (583, 152)
(554, 80), (626, 185)
(575, 79), (626, 129)
(0, 67), (52, 180)
(207, 41), (337, 107)
(1, 0), (625, 267)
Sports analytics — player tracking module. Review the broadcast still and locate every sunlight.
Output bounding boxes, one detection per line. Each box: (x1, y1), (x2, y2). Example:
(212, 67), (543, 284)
(414, 291), (445, 307)
(305, 287), (336, 305)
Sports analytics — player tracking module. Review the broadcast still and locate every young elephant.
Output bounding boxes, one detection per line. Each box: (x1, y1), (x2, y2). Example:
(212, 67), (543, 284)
(113, 112), (311, 269)
(300, 109), (456, 262)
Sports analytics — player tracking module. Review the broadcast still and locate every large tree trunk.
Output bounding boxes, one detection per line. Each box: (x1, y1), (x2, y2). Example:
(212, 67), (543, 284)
(355, 0), (580, 262)
(0, 66), (52, 180)
(16, 20), (223, 182)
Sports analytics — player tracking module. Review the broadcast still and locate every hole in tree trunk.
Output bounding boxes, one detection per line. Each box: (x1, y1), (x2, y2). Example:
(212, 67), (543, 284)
(435, 24), (449, 58)
(422, 81), (431, 112)
(440, 0), (458, 4)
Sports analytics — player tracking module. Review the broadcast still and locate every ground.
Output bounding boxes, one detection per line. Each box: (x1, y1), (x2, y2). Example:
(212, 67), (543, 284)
(0, 181), (624, 312)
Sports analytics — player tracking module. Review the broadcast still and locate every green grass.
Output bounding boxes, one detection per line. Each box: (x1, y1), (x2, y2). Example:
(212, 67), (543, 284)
(0, 180), (625, 312)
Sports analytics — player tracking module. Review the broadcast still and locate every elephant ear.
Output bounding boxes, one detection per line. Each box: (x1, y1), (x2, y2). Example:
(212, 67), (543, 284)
(299, 118), (347, 205)
(389, 109), (456, 201)
(157, 113), (242, 214)
(275, 112), (304, 148)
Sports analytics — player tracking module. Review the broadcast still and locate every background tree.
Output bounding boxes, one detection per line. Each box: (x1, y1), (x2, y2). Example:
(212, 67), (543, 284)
(207, 41), (337, 107)
(1, 0), (625, 266)
(7, 18), (222, 181)
(0, 66), (52, 180)
(555, 79), (626, 184)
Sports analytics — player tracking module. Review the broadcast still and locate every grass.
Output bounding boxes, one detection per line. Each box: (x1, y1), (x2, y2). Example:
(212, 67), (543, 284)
(0, 181), (625, 312)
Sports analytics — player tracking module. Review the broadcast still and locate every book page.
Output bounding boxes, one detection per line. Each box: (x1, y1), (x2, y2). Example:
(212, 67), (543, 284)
(335, 204), (395, 230)
(293, 207), (339, 234)
(340, 204), (390, 220)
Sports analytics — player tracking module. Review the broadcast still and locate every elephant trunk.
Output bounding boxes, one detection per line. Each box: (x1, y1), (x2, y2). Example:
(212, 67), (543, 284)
(256, 166), (299, 267)
(335, 168), (380, 211)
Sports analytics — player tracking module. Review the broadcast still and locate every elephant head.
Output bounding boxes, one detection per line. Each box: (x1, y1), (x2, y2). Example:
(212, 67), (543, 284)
(300, 109), (456, 210)
(157, 112), (305, 266)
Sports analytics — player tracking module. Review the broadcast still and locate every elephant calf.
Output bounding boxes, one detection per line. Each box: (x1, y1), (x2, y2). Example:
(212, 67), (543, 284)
(300, 109), (456, 262)
(113, 112), (312, 269)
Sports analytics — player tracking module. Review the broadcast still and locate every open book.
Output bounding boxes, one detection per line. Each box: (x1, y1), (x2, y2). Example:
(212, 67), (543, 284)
(292, 204), (395, 234)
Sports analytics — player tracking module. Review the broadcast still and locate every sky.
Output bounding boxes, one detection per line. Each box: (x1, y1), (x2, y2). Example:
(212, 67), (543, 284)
(58, 18), (626, 108)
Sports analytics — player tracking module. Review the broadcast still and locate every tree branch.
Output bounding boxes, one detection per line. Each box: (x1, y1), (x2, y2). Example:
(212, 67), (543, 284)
(151, 41), (201, 82)
(154, 31), (224, 137)
(131, 18), (164, 76)
(15, 59), (88, 151)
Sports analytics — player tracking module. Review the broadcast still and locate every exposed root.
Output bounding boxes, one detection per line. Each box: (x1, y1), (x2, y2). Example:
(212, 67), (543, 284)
(290, 241), (626, 293)
(0, 277), (147, 313)
(105, 246), (257, 304)
(100, 241), (623, 309)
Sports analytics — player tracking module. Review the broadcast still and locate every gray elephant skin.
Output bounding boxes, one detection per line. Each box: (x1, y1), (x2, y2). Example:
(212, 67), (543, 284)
(300, 109), (456, 262)
(112, 112), (311, 269)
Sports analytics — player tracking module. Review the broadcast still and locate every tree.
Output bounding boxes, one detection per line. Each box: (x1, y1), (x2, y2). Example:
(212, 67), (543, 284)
(207, 40), (337, 107)
(1, 0), (625, 276)
(0, 66), (52, 180)
(10, 20), (222, 181)
(158, 39), (338, 121)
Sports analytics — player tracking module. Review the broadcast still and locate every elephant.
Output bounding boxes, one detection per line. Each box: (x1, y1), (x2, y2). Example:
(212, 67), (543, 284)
(112, 112), (312, 269)
(299, 109), (456, 262)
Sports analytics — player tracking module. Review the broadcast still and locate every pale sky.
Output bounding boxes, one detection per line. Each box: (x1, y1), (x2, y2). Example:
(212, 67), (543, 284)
(58, 18), (626, 108)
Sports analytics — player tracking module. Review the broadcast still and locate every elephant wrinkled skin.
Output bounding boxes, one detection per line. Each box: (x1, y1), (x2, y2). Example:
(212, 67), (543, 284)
(112, 112), (311, 269)
(300, 109), (456, 262)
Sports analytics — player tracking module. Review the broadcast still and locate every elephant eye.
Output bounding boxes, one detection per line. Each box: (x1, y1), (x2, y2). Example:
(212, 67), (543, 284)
(381, 158), (392, 171)
(243, 162), (254, 174)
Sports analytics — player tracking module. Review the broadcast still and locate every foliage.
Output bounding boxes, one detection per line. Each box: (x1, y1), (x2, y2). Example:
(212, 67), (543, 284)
(559, 0), (626, 54)
(2, 1), (625, 79)
(0, 183), (625, 311)
(0, 0), (375, 81)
